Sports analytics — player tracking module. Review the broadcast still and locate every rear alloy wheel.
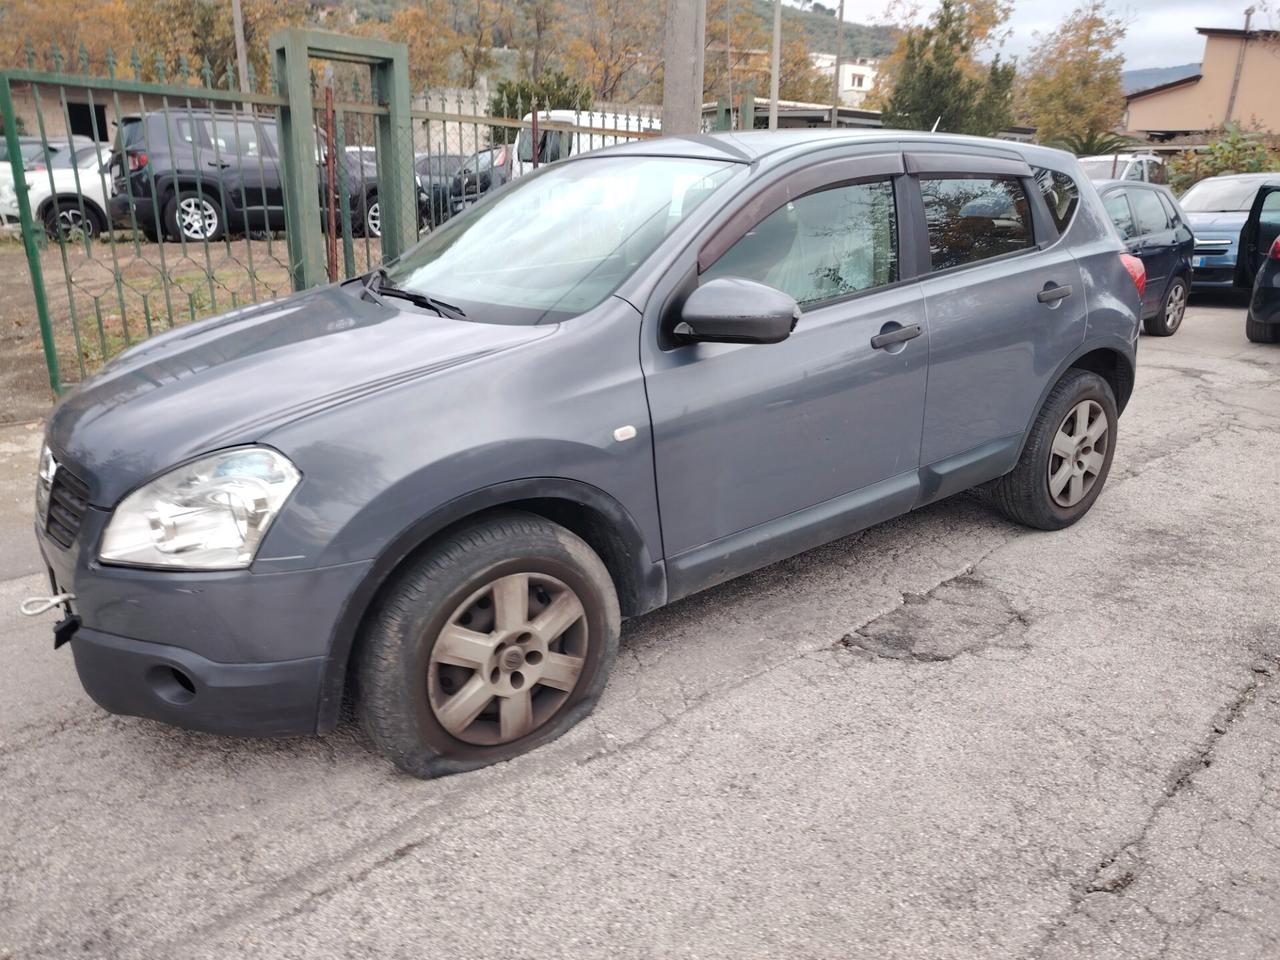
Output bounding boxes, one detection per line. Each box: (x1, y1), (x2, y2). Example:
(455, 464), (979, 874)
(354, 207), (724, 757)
(43, 201), (102, 242)
(363, 198), (381, 238)
(355, 511), (620, 778)
(985, 369), (1118, 530)
(164, 191), (225, 243)
(1144, 276), (1186, 336)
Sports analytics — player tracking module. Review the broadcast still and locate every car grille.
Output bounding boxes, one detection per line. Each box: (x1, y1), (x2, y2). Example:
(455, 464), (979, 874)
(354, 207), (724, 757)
(1193, 239), (1232, 256)
(45, 464), (90, 548)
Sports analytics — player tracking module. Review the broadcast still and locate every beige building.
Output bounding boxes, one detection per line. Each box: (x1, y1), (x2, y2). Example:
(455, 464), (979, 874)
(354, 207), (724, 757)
(1125, 26), (1280, 138)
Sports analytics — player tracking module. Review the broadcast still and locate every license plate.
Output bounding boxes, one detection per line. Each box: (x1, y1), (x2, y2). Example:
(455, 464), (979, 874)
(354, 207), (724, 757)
(1194, 257), (1207, 268)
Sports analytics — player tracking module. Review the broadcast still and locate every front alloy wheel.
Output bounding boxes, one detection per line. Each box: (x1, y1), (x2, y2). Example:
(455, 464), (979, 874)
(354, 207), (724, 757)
(428, 572), (588, 744)
(355, 512), (620, 778)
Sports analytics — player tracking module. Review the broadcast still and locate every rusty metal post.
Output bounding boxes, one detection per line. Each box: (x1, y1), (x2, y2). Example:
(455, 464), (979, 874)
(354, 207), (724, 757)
(531, 99), (539, 170)
(324, 73), (339, 282)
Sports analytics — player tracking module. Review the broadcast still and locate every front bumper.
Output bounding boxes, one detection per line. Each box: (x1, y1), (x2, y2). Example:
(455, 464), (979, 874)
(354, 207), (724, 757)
(37, 505), (373, 736)
(1191, 248), (1237, 288)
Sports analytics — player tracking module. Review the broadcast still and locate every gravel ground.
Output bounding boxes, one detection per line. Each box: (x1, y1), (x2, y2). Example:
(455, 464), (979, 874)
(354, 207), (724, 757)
(1, 294), (1277, 960)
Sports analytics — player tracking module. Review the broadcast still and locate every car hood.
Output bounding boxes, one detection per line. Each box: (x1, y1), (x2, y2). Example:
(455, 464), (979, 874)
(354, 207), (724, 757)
(1185, 211), (1248, 234)
(47, 285), (553, 506)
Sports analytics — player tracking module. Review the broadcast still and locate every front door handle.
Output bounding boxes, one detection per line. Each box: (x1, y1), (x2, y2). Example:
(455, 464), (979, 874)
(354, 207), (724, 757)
(1037, 283), (1073, 304)
(870, 322), (922, 350)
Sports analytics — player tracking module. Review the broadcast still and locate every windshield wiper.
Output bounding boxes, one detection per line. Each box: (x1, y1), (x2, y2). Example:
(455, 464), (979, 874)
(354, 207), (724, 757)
(358, 268), (387, 306)
(359, 268), (466, 320)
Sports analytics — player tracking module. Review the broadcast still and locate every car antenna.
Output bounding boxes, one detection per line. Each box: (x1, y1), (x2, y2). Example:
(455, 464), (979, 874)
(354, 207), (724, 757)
(931, 116), (941, 133)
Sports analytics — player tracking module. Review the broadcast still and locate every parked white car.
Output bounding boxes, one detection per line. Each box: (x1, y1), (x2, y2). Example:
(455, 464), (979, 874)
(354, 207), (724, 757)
(511, 109), (660, 179)
(1078, 153), (1167, 184)
(1, 137), (107, 238)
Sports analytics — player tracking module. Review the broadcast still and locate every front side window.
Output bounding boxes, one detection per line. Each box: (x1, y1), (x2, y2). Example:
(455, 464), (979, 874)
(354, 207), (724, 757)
(1131, 188), (1170, 235)
(701, 179), (898, 306)
(1123, 160), (1144, 181)
(388, 155), (740, 323)
(921, 176), (1034, 271)
(1104, 192), (1135, 239)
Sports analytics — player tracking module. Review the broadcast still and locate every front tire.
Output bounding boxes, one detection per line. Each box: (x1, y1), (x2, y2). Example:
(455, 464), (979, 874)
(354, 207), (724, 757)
(1144, 275), (1186, 336)
(354, 512), (620, 778)
(985, 369), (1118, 530)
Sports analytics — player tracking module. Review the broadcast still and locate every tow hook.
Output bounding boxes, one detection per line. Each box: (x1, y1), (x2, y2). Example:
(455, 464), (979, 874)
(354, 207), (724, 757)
(19, 594), (81, 649)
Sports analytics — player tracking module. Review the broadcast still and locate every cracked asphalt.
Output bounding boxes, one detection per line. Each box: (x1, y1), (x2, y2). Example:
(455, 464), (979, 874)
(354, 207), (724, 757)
(2, 295), (1278, 959)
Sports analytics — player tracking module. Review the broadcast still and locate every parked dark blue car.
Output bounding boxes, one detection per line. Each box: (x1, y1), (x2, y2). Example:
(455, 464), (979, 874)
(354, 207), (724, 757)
(1097, 180), (1194, 336)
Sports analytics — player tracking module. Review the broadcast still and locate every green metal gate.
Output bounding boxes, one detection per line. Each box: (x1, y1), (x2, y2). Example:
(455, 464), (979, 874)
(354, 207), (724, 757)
(0, 29), (416, 396)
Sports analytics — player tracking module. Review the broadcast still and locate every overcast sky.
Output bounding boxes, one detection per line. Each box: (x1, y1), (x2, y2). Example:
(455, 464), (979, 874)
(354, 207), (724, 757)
(862, 0), (1266, 70)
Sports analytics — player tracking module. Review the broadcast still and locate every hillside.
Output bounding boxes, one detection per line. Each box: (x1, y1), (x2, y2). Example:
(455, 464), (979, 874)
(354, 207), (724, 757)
(1121, 63), (1201, 95)
(752, 0), (900, 59)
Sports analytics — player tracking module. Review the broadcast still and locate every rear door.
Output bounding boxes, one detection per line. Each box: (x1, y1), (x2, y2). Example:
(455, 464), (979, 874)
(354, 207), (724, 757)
(1128, 186), (1178, 312)
(911, 154), (1088, 468)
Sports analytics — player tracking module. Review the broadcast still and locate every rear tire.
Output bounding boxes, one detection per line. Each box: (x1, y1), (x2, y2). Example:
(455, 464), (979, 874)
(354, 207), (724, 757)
(985, 369), (1118, 531)
(1144, 275), (1186, 336)
(163, 191), (225, 243)
(1245, 314), (1280, 343)
(354, 511), (620, 779)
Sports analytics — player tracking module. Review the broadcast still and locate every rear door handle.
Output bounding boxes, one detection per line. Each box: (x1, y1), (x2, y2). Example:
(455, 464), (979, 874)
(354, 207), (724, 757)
(1037, 284), (1073, 304)
(870, 323), (922, 350)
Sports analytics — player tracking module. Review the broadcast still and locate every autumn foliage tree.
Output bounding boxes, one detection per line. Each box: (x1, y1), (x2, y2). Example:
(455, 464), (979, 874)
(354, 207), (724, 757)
(880, 0), (1015, 136)
(562, 0), (658, 101)
(1017, 1), (1126, 147)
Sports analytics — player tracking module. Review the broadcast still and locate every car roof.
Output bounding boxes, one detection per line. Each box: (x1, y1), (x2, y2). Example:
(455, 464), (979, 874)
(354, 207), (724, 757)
(599, 129), (1076, 170)
(1093, 179), (1173, 192)
(1190, 172), (1280, 185)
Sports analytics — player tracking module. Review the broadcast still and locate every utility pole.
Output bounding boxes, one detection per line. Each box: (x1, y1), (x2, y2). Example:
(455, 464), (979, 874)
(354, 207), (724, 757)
(231, 0), (251, 94)
(769, 0), (781, 128)
(830, 0), (844, 127)
(661, 0), (708, 135)
(1225, 5), (1256, 124)
(725, 0), (734, 129)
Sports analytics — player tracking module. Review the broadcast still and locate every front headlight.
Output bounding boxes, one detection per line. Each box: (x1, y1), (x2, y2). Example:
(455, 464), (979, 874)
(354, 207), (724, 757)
(99, 447), (300, 570)
(35, 442), (56, 522)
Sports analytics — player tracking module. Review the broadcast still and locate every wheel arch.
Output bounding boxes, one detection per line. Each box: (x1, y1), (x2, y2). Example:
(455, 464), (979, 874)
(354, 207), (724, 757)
(314, 478), (666, 732)
(36, 194), (108, 230)
(1013, 341), (1135, 465)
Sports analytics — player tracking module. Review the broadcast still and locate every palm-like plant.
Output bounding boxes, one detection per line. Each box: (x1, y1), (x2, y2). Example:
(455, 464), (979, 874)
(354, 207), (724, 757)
(1048, 130), (1138, 156)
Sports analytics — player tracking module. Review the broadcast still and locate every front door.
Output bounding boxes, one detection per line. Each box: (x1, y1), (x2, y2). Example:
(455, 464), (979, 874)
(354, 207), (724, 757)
(1239, 186), (1280, 285)
(914, 169), (1088, 466)
(642, 166), (928, 591)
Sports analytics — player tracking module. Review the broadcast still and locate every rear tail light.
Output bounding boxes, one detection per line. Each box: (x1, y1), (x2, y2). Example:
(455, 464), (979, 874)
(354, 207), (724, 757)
(1269, 237), (1280, 261)
(494, 145), (508, 167)
(126, 150), (148, 172)
(1120, 253), (1146, 300)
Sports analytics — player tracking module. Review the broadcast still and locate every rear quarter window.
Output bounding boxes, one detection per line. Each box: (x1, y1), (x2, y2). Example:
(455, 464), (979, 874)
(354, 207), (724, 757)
(1032, 167), (1080, 236)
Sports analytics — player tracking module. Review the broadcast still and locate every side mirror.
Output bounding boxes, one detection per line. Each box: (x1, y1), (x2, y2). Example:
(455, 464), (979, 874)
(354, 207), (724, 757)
(674, 277), (800, 345)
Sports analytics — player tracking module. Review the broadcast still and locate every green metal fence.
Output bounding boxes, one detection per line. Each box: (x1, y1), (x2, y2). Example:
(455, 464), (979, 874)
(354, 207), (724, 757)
(1, 28), (659, 397)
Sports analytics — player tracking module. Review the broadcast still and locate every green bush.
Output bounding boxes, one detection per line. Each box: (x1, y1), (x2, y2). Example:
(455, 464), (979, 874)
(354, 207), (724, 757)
(1168, 123), (1280, 193)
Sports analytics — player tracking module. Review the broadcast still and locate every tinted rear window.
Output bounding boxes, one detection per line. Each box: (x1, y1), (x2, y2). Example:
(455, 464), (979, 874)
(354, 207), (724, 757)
(1033, 167), (1080, 235)
(1131, 188), (1170, 235)
(921, 176), (1034, 271)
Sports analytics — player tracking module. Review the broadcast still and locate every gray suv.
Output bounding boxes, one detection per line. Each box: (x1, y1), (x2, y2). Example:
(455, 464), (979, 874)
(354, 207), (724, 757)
(31, 131), (1142, 777)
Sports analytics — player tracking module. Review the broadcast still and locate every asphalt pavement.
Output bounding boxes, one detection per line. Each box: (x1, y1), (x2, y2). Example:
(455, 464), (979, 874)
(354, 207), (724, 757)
(1, 294), (1277, 960)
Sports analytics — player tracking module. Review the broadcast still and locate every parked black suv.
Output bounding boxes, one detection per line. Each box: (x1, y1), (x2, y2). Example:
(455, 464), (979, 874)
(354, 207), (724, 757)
(109, 110), (428, 242)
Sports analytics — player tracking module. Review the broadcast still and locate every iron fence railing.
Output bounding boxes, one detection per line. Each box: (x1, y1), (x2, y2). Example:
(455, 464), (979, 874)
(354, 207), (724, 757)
(1, 31), (660, 396)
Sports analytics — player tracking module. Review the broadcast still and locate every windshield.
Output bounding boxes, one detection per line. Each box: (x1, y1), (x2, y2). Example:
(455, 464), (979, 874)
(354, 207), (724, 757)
(386, 155), (740, 323)
(1179, 177), (1263, 213)
(1078, 158), (1127, 179)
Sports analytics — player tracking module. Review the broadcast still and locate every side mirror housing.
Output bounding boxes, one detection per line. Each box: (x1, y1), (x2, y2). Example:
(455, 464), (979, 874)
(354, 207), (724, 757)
(674, 277), (800, 345)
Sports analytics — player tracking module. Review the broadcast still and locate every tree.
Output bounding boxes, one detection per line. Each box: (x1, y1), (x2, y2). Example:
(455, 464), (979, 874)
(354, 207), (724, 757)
(510, 0), (565, 82)
(561, 0), (657, 101)
(372, 0), (461, 90)
(1050, 130), (1135, 156)
(881, 0), (1015, 136)
(1017, 1), (1125, 146)
(778, 39), (829, 103)
(870, 0), (1010, 108)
